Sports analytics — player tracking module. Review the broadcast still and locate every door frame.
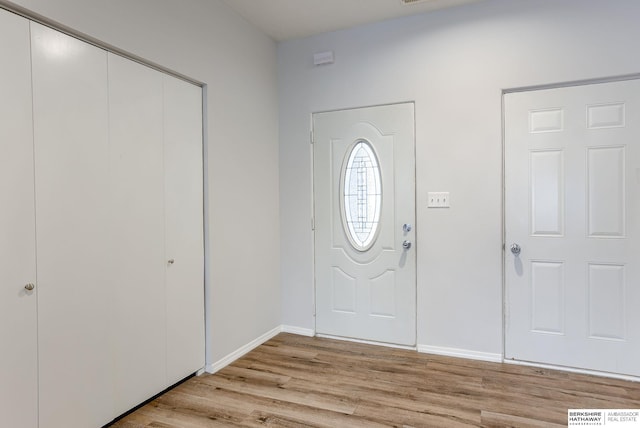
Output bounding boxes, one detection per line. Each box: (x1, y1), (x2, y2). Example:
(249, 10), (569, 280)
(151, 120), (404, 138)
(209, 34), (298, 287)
(501, 73), (640, 380)
(310, 101), (418, 347)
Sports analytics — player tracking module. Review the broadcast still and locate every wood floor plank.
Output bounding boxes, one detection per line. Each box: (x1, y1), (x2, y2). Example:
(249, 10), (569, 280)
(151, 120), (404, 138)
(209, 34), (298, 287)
(480, 410), (566, 428)
(109, 333), (640, 427)
(353, 401), (481, 428)
(200, 372), (359, 415)
(180, 381), (388, 428)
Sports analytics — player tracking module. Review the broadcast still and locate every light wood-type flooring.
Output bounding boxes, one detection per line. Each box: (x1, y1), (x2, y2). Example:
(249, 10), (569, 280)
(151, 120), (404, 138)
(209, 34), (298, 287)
(110, 333), (640, 427)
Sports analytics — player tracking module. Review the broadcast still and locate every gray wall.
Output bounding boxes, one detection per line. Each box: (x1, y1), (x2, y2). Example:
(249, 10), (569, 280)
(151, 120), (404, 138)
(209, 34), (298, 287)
(7, 0), (282, 367)
(278, 0), (640, 357)
(11, 0), (640, 368)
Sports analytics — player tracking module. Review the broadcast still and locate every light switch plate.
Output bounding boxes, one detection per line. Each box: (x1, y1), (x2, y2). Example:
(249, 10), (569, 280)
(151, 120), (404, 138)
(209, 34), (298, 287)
(428, 192), (450, 208)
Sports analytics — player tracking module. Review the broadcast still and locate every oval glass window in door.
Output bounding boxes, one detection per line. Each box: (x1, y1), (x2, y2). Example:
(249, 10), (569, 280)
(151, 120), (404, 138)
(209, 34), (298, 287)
(342, 140), (382, 251)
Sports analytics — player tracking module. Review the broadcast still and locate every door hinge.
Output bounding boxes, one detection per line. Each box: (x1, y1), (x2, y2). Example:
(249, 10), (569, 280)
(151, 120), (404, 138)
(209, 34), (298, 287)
(311, 217), (315, 231)
(310, 130), (314, 144)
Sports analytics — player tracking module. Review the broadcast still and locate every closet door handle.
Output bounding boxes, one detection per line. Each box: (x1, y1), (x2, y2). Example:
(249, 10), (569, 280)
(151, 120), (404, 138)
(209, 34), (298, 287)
(24, 283), (35, 291)
(167, 259), (175, 265)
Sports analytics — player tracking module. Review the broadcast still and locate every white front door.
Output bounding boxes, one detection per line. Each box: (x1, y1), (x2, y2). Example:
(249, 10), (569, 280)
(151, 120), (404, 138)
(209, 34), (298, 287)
(505, 79), (640, 376)
(313, 103), (416, 346)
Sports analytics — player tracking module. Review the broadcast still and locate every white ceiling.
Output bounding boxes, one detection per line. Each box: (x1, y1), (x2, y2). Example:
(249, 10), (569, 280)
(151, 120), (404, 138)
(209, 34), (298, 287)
(221, 0), (488, 41)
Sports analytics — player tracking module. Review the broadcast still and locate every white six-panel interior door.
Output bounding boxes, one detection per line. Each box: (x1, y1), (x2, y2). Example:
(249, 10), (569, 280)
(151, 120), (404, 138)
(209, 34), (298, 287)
(313, 103), (416, 346)
(505, 79), (640, 377)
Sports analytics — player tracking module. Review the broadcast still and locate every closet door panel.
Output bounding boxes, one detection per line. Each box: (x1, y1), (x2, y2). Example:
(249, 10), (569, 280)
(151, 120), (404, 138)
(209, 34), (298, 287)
(108, 53), (166, 414)
(30, 23), (114, 428)
(164, 76), (205, 384)
(0, 10), (38, 428)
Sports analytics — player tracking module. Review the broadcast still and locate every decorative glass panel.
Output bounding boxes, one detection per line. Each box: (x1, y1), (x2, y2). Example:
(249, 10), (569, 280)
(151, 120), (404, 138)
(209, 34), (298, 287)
(342, 140), (382, 251)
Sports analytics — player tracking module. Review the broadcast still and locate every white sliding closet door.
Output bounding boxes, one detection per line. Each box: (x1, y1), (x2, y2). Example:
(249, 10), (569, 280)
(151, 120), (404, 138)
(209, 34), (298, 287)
(164, 77), (205, 385)
(31, 23), (114, 428)
(108, 53), (167, 414)
(0, 10), (37, 428)
(0, 10), (204, 425)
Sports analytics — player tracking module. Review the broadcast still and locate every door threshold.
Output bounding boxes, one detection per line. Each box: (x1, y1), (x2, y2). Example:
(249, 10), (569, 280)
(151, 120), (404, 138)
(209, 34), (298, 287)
(504, 358), (640, 383)
(315, 333), (417, 351)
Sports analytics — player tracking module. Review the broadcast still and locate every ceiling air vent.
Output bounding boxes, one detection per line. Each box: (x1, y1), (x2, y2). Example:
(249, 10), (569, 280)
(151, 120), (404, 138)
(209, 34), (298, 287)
(401, 0), (429, 4)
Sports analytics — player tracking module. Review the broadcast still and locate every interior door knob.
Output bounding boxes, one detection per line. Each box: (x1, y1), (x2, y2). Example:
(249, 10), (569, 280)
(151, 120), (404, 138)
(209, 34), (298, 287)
(510, 243), (521, 255)
(24, 283), (35, 291)
(402, 240), (412, 250)
(167, 259), (175, 265)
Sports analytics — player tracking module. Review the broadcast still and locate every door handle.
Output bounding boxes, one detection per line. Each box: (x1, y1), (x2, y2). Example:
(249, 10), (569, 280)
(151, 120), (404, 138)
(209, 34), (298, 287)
(24, 283), (35, 291)
(510, 243), (521, 255)
(402, 240), (412, 250)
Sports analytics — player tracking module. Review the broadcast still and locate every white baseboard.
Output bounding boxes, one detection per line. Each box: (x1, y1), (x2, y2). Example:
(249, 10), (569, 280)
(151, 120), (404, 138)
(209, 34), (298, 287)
(207, 327), (507, 375)
(418, 344), (503, 363)
(205, 325), (315, 374)
(206, 325), (281, 374)
(281, 325), (315, 337)
(206, 327), (639, 383)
